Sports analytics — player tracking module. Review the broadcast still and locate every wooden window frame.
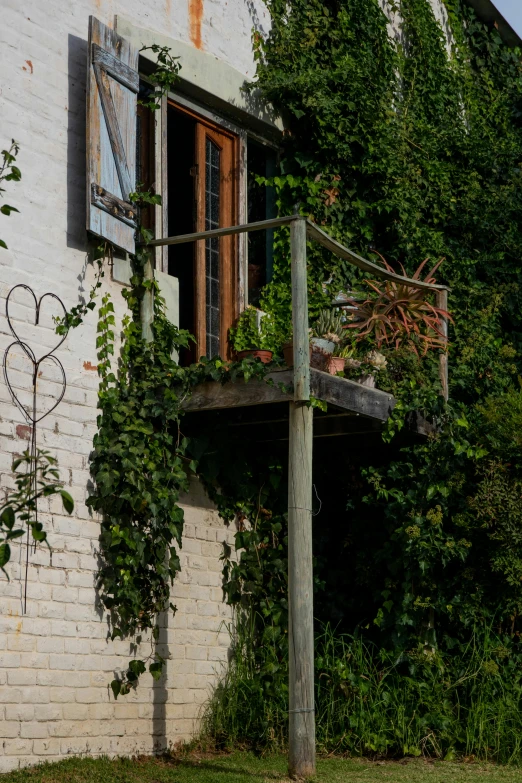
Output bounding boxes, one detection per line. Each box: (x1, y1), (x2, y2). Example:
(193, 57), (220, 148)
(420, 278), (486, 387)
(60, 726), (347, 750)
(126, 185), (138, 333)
(167, 100), (239, 360)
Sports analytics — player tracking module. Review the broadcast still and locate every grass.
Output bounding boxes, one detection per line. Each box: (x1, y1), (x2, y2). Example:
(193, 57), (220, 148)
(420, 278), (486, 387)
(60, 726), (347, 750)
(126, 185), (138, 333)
(2, 751), (522, 783)
(203, 619), (522, 762)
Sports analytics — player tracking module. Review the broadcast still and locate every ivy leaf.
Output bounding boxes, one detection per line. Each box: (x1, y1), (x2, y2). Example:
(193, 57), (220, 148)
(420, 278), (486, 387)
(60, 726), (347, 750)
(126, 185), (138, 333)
(1, 506), (15, 530)
(60, 490), (74, 515)
(0, 204), (18, 215)
(6, 529), (25, 541)
(0, 543), (11, 568)
(128, 659), (146, 677)
(149, 661), (163, 680)
(111, 679), (121, 700)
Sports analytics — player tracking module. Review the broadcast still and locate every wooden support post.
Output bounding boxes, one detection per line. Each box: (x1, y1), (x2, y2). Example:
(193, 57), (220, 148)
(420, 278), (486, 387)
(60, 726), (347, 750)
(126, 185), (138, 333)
(437, 289), (449, 401)
(291, 217), (310, 402)
(140, 249), (154, 343)
(288, 217), (316, 779)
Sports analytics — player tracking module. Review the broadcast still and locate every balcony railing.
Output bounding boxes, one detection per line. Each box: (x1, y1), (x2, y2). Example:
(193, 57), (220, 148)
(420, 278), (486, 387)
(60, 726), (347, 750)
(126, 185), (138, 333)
(143, 214), (449, 401)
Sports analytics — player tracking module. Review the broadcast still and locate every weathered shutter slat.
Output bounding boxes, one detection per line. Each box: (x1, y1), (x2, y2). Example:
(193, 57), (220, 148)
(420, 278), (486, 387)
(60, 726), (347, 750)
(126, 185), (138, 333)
(92, 44), (139, 93)
(87, 17), (139, 254)
(93, 65), (135, 201)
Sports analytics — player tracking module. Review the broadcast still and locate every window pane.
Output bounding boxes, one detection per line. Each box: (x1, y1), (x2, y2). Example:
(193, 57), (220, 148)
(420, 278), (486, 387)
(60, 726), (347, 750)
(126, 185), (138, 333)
(205, 138), (220, 359)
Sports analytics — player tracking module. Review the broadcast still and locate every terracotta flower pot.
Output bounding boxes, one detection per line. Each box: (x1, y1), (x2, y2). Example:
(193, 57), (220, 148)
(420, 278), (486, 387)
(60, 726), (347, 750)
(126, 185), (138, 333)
(282, 341), (313, 367)
(327, 356), (345, 375)
(236, 349), (273, 364)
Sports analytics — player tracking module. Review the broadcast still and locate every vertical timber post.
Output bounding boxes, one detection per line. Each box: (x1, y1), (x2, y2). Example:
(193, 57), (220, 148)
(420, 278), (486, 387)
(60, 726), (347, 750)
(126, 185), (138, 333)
(141, 250), (154, 343)
(436, 289), (449, 401)
(288, 217), (316, 779)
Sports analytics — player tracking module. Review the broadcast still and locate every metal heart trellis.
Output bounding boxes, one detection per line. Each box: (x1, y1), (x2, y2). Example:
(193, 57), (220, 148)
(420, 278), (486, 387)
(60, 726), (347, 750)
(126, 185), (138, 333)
(2, 284), (69, 612)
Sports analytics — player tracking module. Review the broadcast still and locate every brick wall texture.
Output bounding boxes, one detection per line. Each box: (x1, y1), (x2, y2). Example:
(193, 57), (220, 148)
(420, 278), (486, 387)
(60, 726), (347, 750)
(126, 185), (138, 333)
(0, 0), (271, 771)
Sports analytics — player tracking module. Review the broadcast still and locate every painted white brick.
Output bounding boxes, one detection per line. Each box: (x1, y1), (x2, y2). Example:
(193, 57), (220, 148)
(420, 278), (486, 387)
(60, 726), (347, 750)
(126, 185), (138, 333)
(1, 722), (21, 739)
(34, 704), (62, 722)
(62, 704), (89, 721)
(20, 723), (48, 739)
(0, 654), (21, 669)
(5, 705), (35, 721)
(7, 635), (36, 653)
(0, 0), (264, 766)
(2, 738), (33, 756)
(7, 671), (37, 687)
(32, 738), (61, 756)
(36, 638), (64, 654)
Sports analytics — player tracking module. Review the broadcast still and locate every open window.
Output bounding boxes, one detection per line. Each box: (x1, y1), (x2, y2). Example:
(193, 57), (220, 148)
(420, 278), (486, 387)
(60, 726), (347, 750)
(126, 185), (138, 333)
(167, 103), (238, 363)
(87, 16), (279, 364)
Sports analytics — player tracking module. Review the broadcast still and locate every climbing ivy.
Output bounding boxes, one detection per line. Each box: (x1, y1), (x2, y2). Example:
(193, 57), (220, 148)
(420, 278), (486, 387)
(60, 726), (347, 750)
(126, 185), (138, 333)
(88, 258), (277, 695)
(49, 1), (522, 712)
(209, 0), (522, 720)
(0, 139), (21, 250)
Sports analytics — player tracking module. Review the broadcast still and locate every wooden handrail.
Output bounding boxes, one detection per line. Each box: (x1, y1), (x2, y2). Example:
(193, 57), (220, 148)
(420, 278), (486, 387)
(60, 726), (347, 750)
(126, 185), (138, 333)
(142, 215), (299, 247)
(144, 214), (448, 293)
(306, 221), (448, 293)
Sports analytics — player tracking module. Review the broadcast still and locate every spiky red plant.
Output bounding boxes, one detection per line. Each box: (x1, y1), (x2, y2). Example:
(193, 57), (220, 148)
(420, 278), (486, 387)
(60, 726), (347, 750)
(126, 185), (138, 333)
(344, 254), (452, 356)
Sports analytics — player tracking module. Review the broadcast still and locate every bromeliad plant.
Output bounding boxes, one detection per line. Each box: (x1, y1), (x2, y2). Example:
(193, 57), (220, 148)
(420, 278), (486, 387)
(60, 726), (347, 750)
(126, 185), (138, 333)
(344, 256), (451, 355)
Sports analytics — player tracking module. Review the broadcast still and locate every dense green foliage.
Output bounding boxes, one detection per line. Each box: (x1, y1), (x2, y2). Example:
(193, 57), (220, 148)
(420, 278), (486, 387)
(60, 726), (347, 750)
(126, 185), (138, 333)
(88, 246), (275, 696)
(87, 266), (194, 696)
(204, 0), (522, 762)
(205, 620), (522, 762)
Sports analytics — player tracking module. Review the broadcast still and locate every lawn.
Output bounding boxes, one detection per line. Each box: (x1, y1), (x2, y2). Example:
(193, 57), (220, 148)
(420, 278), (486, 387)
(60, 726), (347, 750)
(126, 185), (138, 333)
(2, 752), (522, 783)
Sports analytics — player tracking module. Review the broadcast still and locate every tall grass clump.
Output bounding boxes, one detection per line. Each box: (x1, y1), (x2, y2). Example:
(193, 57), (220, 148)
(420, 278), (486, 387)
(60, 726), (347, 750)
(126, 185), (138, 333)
(202, 612), (288, 750)
(203, 618), (522, 763)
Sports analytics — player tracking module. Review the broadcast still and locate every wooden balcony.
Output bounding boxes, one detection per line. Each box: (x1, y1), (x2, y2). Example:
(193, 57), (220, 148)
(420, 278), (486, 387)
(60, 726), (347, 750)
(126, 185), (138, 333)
(182, 366), (433, 439)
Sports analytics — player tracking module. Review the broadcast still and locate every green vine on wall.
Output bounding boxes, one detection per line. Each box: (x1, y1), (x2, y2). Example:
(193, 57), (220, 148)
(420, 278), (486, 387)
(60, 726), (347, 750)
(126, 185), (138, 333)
(52, 46), (280, 694)
(90, 266), (276, 695)
(0, 139), (21, 250)
(201, 0), (522, 745)
(46, 0), (522, 717)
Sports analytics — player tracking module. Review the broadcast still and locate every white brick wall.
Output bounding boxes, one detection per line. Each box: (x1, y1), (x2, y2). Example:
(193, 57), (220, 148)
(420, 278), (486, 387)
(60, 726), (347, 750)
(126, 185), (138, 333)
(0, 0), (265, 770)
(0, 477), (236, 772)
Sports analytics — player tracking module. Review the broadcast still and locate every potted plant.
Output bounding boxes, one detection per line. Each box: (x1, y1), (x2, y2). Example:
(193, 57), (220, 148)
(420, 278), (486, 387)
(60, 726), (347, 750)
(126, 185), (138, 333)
(310, 309), (345, 371)
(230, 306), (276, 364)
(327, 338), (355, 376)
(357, 349), (388, 387)
(343, 255), (451, 355)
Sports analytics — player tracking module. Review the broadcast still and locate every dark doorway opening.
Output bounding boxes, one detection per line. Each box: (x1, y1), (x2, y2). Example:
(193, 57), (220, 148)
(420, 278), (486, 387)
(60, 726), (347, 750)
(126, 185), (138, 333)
(167, 105), (197, 364)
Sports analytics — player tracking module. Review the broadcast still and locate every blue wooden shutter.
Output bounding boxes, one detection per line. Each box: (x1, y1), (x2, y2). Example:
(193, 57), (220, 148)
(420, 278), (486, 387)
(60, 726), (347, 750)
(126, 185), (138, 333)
(87, 16), (139, 254)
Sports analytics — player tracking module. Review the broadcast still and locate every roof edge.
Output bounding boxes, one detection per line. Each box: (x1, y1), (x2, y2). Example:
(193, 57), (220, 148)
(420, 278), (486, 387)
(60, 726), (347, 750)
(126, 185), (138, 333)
(464, 0), (521, 47)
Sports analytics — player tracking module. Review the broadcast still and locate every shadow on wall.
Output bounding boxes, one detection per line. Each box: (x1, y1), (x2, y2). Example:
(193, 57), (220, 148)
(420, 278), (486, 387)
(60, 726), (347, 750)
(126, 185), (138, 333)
(153, 611), (169, 752)
(246, 0), (268, 36)
(67, 34), (88, 252)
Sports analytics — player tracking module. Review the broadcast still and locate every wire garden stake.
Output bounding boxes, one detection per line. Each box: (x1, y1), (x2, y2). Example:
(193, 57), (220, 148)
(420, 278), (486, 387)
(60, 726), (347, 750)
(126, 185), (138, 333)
(3, 285), (68, 612)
